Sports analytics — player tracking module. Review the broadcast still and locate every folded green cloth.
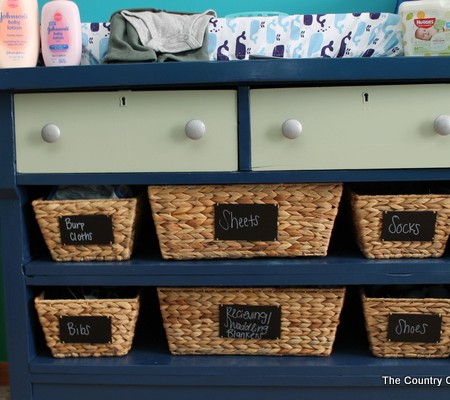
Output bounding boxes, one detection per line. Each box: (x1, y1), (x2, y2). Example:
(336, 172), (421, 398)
(103, 8), (214, 63)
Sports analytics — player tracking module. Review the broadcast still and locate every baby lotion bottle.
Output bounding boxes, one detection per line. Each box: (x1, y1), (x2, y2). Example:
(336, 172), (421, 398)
(41, 0), (82, 66)
(0, 0), (39, 68)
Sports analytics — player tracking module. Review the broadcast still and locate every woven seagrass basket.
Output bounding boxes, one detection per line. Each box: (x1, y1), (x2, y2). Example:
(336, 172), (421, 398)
(32, 197), (142, 261)
(35, 291), (140, 358)
(157, 287), (346, 356)
(350, 188), (450, 259)
(148, 183), (343, 260)
(361, 288), (450, 358)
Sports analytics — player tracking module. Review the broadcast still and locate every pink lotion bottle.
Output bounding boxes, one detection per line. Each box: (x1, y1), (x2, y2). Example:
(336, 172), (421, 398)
(41, 0), (82, 66)
(0, 0), (40, 68)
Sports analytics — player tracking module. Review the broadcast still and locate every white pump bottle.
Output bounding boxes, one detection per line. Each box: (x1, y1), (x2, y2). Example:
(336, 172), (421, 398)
(41, 0), (82, 66)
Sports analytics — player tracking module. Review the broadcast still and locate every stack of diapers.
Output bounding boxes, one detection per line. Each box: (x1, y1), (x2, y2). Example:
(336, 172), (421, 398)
(81, 12), (403, 65)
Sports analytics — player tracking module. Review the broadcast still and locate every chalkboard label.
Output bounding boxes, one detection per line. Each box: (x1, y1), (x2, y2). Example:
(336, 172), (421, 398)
(214, 204), (278, 241)
(59, 215), (114, 245)
(59, 316), (112, 344)
(219, 304), (281, 340)
(381, 211), (437, 242)
(387, 313), (441, 343)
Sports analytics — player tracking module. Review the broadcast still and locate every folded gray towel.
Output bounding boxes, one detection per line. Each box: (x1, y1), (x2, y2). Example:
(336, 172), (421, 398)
(121, 9), (215, 53)
(103, 8), (216, 63)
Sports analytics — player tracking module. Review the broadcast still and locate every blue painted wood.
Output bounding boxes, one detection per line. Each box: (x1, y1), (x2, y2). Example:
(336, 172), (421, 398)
(15, 168), (450, 186)
(27, 348), (450, 385)
(3, 58), (450, 399)
(0, 93), (15, 193)
(237, 86), (252, 171)
(1, 58), (450, 93)
(1, 200), (36, 400)
(22, 255), (450, 286)
(32, 384), (449, 400)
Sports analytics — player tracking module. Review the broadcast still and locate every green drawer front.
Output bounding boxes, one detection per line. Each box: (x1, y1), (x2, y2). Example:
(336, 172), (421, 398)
(251, 84), (450, 171)
(15, 90), (238, 173)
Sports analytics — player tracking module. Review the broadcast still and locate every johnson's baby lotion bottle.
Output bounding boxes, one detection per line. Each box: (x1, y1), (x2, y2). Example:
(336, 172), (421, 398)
(0, 0), (39, 68)
(41, 0), (82, 66)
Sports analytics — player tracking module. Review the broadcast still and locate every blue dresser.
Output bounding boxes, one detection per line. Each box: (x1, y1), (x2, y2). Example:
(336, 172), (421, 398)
(2, 57), (450, 399)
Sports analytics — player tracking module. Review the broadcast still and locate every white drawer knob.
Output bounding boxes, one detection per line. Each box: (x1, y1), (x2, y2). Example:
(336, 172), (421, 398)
(41, 123), (61, 143)
(185, 119), (206, 140)
(282, 119), (302, 139)
(434, 115), (450, 136)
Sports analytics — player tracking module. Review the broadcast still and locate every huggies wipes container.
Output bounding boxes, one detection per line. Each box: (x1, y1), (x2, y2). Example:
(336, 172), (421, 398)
(399, 0), (450, 56)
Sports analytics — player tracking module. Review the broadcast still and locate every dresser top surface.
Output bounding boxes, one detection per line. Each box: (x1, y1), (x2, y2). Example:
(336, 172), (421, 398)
(1, 57), (450, 93)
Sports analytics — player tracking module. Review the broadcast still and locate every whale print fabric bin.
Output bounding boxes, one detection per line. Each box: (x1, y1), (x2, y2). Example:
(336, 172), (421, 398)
(81, 12), (402, 64)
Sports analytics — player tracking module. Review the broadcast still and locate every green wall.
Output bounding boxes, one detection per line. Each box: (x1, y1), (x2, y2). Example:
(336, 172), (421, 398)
(1, 0), (399, 363)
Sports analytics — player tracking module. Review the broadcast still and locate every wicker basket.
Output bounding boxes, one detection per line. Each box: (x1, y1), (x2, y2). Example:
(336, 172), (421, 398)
(361, 288), (450, 358)
(157, 287), (346, 356)
(350, 188), (450, 259)
(148, 183), (343, 260)
(32, 197), (142, 261)
(35, 290), (140, 358)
